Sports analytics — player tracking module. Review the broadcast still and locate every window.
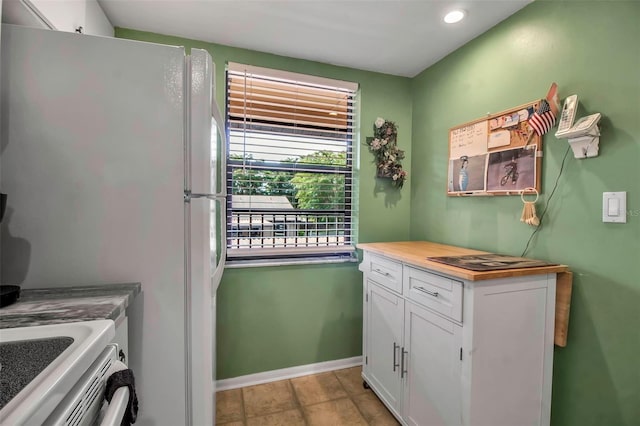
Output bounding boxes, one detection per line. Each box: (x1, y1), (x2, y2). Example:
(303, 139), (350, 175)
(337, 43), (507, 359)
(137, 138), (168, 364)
(225, 63), (358, 262)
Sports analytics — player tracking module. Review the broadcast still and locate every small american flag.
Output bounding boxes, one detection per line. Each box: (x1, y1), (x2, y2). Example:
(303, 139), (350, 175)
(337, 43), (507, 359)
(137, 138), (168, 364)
(528, 99), (556, 136)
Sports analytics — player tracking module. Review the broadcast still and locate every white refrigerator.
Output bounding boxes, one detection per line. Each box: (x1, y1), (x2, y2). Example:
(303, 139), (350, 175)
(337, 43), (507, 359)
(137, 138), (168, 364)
(0, 25), (226, 426)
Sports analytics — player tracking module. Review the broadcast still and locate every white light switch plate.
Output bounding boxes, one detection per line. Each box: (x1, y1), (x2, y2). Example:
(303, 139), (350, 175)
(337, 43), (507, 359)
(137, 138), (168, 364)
(603, 192), (627, 223)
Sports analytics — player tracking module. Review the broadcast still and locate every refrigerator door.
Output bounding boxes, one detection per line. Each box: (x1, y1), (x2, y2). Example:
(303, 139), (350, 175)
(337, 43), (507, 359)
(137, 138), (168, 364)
(187, 48), (226, 426)
(187, 195), (225, 426)
(187, 48), (226, 275)
(1, 25), (188, 426)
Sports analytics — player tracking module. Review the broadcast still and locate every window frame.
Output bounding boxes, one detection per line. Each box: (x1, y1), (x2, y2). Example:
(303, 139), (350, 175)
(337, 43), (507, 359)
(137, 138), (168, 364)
(224, 63), (358, 265)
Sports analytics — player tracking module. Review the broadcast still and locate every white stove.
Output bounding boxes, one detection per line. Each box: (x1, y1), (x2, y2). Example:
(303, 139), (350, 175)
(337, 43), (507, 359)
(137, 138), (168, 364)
(0, 320), (119, 425)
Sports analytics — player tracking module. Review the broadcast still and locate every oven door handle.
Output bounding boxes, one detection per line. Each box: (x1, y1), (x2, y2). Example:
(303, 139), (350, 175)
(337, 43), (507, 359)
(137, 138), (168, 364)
(99, 387), (130, 426)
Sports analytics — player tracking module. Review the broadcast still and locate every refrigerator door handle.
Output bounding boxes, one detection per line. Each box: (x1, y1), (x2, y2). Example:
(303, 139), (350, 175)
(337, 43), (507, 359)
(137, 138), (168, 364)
(186, 193), (226, 286)
(211, 228), (226, 286)
(218, 197), (227, 271)
(184, 191), (225, 202)
(211, 99), (227, 198)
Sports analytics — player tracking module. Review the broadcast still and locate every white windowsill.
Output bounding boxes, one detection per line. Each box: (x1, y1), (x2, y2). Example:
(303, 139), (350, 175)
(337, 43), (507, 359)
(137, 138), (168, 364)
(224, 254), (358, 269)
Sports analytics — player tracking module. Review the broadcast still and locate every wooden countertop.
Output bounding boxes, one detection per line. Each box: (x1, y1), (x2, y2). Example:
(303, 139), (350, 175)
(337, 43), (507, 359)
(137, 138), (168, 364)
(357, 241), (569, 281)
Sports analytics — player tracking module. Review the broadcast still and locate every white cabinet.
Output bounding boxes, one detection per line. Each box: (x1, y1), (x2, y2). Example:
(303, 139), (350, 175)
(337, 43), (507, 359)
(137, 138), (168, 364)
(365, 280), (403, 418)
(360, 248), (556, 426)
(82, 0), (113, 36)
(28, 0), (84, 32)
(403, 300), (462, 426)
(2, 0), (113, 36)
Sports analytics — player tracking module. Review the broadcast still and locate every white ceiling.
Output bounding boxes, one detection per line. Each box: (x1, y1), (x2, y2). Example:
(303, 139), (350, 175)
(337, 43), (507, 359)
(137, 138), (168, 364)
(99, 0), (532, 78)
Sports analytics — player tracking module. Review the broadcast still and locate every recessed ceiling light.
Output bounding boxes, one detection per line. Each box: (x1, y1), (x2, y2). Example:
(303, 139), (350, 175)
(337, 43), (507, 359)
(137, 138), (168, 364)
(444, 10), (466, 24)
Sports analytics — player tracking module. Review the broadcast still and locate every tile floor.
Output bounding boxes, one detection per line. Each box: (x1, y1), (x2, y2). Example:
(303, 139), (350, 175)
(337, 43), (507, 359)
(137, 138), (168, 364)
(216, 366), (400, 426)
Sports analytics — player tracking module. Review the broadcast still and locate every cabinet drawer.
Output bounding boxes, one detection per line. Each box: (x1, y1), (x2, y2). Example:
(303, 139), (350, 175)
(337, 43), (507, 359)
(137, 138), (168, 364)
(363, 253), (403, 294)
(404, 266), (463, 322)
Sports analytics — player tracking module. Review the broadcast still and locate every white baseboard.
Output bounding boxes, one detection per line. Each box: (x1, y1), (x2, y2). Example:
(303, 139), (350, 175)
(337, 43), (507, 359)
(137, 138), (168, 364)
(216, 356), (363, 392)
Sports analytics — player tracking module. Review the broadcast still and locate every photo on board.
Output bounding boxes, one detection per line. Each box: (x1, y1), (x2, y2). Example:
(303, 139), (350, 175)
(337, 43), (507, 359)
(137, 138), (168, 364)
(448, 153), (487, 193)
(486, 146), (536, 191)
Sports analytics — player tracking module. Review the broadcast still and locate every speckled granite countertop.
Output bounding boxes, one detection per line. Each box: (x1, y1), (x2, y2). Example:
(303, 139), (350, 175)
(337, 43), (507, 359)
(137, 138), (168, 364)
(0, 283), (141, 329)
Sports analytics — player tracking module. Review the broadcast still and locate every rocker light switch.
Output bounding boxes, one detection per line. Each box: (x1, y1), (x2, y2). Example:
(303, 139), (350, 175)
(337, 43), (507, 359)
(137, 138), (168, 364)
(608, 198), (619, 216)
(603, 192), (626, 223)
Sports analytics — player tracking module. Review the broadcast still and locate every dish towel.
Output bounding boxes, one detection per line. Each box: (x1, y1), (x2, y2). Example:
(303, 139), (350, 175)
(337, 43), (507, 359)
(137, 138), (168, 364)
(105, 365), (139, 426)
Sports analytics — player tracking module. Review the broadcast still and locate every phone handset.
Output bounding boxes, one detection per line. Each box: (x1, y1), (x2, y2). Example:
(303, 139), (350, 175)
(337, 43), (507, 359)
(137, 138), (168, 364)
(555, 94), (578, 137)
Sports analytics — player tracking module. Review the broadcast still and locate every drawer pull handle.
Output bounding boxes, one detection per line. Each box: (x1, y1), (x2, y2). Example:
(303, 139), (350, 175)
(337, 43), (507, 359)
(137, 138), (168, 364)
(393, 342), (400, 371)
(414, 286), (439, 297)
(373, 268), (392, 278)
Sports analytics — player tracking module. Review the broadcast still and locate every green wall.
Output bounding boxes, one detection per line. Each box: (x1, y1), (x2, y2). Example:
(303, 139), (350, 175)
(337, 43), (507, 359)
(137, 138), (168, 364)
(410, 2), (639, 425)
(118, 1), (639, 422)
(115, 29), (413, 378)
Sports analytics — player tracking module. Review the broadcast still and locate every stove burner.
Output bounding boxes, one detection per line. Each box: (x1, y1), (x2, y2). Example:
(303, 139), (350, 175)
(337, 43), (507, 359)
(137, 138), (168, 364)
(0, 337), (74, 409)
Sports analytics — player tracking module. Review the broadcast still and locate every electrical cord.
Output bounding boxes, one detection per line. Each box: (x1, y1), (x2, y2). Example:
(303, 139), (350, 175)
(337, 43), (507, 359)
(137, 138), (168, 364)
(521, 145), (571, 257)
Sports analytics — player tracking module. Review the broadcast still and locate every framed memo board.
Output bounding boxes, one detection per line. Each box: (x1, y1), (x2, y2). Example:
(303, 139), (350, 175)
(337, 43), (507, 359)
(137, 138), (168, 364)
(447, 100), (543, 196)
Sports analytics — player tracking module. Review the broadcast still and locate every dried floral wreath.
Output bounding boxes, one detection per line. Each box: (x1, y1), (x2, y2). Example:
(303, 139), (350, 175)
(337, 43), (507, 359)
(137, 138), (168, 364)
(365, 117), (407, 187)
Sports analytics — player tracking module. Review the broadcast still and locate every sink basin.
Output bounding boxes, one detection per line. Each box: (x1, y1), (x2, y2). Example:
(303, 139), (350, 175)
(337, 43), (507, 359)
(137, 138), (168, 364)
(0, 320), (115, 425)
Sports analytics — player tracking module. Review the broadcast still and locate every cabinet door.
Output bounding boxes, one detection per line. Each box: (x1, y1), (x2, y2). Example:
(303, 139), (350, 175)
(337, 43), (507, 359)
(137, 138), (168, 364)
(11, 0), (113, 36)
(28, 0), (85, 32)
(403, 301), (462, 426)
(364, 280), (404, 417)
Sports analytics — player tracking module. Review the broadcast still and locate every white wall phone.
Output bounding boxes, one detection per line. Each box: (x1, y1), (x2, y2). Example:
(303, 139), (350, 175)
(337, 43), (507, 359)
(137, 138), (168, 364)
(555, 94), (602, 158)
(555, 94), (578, 137)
